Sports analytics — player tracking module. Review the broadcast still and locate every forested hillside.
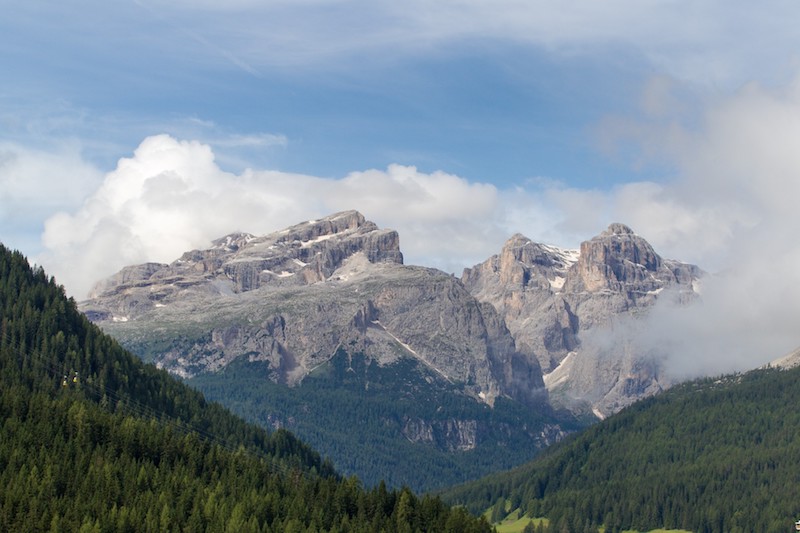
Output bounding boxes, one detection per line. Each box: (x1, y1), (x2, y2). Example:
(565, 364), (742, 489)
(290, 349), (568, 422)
(0, 244), (491, 532)
(190, 352), (575, 492)
(443, 366), (800, 533)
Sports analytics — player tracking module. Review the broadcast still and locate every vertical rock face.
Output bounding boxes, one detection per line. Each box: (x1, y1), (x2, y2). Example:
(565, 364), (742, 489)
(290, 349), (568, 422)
(572, 223), (661, 292)
(81, 210), (545, 410)
(461, 234), (581, 372)
(462, 224), (703, 417)
(402, 418), (478, 452)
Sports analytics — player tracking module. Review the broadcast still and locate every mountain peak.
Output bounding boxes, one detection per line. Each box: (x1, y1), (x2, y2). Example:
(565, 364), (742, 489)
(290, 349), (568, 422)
(82, 211), (549, 409)
(462, 224), (702, 415)
(87, 212), (403, 302)
(601, 222), (635, 236)
(461, 234), (578, 294)
(278, 210), (368, 242)
(575, 224), (662, 292)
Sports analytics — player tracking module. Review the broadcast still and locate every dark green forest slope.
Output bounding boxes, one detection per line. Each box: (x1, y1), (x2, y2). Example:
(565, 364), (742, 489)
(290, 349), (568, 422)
(443, 366), (800, 533)
(0, 244), (491, 532)
(190, 352), (577, 493)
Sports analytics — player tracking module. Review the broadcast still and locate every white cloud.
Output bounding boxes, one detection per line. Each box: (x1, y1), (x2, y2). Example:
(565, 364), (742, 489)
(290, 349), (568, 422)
(578, 74), (800, 375)
(0, 140), (103, 253)
(0, 141), (101, 208)
(491, 178), (750, 272)
(209, 133), (288, 148)
(38, 135), (506, 297)
(333, 165), (504, 270)
(474, 75), (800, 376)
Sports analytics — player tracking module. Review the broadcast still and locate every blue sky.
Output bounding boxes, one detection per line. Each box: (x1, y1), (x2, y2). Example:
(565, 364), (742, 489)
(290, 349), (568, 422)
(3, 2), (650, 183)
(4, 1), (800, 372)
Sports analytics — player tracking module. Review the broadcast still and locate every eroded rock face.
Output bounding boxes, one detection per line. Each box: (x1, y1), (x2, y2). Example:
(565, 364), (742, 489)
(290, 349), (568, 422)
(82, 214), (703, 421)
(771, 346), (800, 370)
(569, 223), (678, 294)
(81, 211), (545, 409)
(462, 224), (703, 417)
(402, 418), (478, 452)
(89, 210), (404, 300)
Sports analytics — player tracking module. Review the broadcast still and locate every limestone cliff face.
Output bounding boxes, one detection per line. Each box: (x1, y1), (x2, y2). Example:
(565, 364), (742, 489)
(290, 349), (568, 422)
(81, 211), (544, 410)
(771, 346), (800, 370)
(462, 224), (703, 417)
(83, 214), (702, 423)
(402, 418), (478, 452)
(88, 210), (403, 300)
(566, 223), (693, 295)
(461, 234), (581, 372)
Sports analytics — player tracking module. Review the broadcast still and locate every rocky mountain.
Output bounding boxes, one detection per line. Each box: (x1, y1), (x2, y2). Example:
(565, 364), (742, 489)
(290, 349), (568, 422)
(83, 210), (542, 406)
(80, 211), (703, 487)
(462, 222), (703, 417)
(80, 210), (566, 491)
(0, 243), (492, 533)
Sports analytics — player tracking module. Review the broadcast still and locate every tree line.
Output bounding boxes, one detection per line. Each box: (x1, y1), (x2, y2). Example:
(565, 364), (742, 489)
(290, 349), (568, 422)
(0, 244), (492, 532)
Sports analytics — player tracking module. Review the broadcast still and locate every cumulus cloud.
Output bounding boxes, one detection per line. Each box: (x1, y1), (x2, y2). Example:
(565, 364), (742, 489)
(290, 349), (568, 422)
(38, 135), (506, 298)
(0, 141), (103, 252)
(0, 141), (101, 207)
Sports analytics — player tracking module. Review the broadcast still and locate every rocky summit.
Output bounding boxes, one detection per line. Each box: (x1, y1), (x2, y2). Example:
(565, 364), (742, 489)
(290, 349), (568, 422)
(462, 222), (703, 417)
(82, 210), (544, 408)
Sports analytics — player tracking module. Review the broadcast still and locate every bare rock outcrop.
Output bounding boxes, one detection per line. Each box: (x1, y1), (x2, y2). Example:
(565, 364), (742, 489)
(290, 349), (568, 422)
(463, 223), (703, 417)
(82, 213), (704, 422)
(402, 418), (479, 452)
(81, 211), (545, 409)
(89, 210), (404, 300)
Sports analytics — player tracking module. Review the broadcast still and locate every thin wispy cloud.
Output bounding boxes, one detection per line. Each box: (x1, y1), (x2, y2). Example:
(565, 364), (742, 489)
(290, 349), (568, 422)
(209, 133), (288, 148)
(133, 0), (263, 77)
(121, 1), (800, 87)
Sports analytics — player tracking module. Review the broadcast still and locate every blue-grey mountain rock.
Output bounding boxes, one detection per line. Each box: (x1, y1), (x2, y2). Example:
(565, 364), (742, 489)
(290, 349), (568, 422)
(82, 210), (545, 408)
(82, 212), (704, 453)
(462, 223), (703, 417)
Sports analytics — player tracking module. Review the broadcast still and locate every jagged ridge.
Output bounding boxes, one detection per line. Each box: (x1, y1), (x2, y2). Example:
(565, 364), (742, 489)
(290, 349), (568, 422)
(83, 210), (543, 406)
(80, 211), (568, 491)
(462, 223), (703, 417)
